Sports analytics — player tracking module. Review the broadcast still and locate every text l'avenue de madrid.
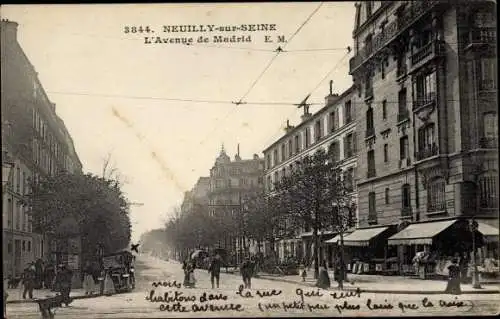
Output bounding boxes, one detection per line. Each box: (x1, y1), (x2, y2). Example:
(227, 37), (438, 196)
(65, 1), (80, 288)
(123, 24), (286, 45)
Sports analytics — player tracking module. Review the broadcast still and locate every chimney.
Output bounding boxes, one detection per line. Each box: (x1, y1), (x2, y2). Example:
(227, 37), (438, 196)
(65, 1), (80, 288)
(325, 80), (339, 105)
(284, 119), (295, 133)
(301, 113), (312, 122)
(51, 103), (56, 111)
(235, 143), (241, 161)
(1, 19), (19, 43)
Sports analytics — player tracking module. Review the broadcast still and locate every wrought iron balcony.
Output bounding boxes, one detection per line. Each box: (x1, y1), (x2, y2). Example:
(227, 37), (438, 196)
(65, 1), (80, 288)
(465, 27), (496, 48)
(416, 143), (438, 161)
(365, 126), (375, 138)
(349, 0), (443, 74)
(413, 92), (436, 110)
(410, 40), (445, 67)
(479, 137), (498, 149)
(397, 110), (410, 122)
(427, 201), (446, 212)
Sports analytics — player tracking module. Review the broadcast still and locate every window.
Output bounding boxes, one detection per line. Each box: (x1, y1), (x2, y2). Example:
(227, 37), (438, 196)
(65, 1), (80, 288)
(367, 150), (376, 178)
(398, 88), (408, 121)
(274, 171), (279, 186)
(305, 127), (310, 148)
(7, 241), (12, 254)
(427, 178), (446, 212)
(385, 188), (390, 204)
(400, 136), (409, 160)
(28, 241), (31, 252)
(382, 100), (387, 120)
(366, 107), (374, 137)
(345, 101), (352, 124)
(16, 167), (20, 193)
(344, 133), (354, 158)
(417, 124), (436, 159)
(273, 150), (278, 166)
(294, 135), (300, 153)
(281, 144), (286, 162)
(266, 155), (271, 169)
(480, 58), (497, 90)
(329, 111), (336, 132)
(266, 176), (272, 191)
(314, 120), (322, 142)
(414, 72), (436, 107)
(368, 191), (377, 222)
(329, 141), (340, 162)
(344, 168), (354, 192)
(397, 54), (407, 77)
(7, 198), (12, 226)
(383, 144), (389, 162)
(479, 174), (498, 208)
(402, 184), (411, 209)
(483, 112), (497, 138)
(22, 240), (26, 251)
(288, 140), (293, 157)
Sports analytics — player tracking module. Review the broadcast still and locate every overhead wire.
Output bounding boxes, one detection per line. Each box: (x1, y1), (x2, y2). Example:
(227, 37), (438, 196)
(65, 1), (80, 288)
(197, 2), (325, 146)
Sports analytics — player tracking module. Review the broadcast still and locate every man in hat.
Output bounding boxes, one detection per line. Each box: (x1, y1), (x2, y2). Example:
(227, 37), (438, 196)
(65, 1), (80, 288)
(55, 264), (73, 306)
(22, 262), (36, 299)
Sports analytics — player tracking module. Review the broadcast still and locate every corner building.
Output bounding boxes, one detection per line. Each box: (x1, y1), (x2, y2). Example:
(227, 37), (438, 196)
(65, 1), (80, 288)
(350, 1), (497, 276)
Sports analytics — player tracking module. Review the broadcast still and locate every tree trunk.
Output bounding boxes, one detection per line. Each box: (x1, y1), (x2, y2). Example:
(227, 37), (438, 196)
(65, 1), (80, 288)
(313, 212), (319, 279)
(338, 231), (345, 290)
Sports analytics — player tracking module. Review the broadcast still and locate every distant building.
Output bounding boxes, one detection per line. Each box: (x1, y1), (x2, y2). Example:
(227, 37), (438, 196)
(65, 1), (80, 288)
(349, 1), (497, 275)
(180, 176), (210, 214)
(1, 19), (83, 283)
(207, 145), (264, 263)
(262, 83), (358, 265)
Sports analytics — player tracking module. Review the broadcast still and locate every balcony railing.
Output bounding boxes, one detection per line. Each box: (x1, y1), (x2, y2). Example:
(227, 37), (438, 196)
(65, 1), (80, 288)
(427, 201), (446, 212)
(465, 27), (497, 47)
(410, 40), (445, 67)
(397, 110), (410, 122)
(479, 79), (497, 91)
(365, 126), (375, 138)
(479, 137), (498, 149)
(367, 168), (376, 178)
(416, 143), (438, 160)
(350, 0), (443, 73)
(365, 86), (374, 100)
(413, 92), (436, 110)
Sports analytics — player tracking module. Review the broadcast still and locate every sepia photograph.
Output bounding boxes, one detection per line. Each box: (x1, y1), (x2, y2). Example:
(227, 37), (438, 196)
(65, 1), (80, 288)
(1, 1), (499, 318)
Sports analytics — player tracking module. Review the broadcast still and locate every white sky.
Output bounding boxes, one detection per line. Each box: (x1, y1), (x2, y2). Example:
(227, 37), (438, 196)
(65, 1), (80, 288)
(2, 3), (355, 242)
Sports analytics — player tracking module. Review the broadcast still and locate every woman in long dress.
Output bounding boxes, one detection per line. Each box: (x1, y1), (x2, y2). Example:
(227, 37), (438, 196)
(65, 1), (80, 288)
(315, 260), (331, 289)
(82, 262), (95, 295)
(445, 258), (461, 295)
(103, 270), (116, 295)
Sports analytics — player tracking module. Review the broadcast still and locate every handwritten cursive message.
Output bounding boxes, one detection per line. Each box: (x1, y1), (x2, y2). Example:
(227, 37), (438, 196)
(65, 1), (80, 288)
(144, 280), (476, 316)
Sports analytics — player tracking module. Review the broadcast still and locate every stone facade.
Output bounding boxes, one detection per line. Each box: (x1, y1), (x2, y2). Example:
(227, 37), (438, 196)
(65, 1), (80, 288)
(1, 19), (83, 284)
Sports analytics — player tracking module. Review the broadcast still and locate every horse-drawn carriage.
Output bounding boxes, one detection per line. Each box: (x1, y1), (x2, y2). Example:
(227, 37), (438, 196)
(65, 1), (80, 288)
(102, 250), (136, 293)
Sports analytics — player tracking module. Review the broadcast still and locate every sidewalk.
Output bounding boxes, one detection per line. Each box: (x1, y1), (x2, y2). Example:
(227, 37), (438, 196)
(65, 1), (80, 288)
(5, 287), (94, 304)
(255, 270), (500, 294)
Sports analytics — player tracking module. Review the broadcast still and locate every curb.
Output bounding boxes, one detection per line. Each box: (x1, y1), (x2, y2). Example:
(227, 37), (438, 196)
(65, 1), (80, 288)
(257, 275), (500, 295)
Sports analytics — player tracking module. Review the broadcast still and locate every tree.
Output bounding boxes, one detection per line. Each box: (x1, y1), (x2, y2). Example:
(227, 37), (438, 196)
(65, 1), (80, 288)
(30, 172), (132, 262)
(274, 148), (353, 280)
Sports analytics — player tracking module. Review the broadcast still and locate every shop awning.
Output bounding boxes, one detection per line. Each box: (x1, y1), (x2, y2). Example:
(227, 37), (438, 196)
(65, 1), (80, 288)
(388, 219), (457, 246)
(335, 226), (390, 247)
(477, 222), (499, 243)
(299, 230), (336, 238)
(325, 232), (353, 244)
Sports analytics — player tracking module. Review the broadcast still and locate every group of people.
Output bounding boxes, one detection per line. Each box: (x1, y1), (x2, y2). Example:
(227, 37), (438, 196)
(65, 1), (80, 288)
(181, 254), (257, 289)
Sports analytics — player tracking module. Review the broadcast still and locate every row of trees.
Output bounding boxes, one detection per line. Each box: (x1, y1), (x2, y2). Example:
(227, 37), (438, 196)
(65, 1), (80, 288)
(29, 170), (132, 263)
(164, 148), (355, 282)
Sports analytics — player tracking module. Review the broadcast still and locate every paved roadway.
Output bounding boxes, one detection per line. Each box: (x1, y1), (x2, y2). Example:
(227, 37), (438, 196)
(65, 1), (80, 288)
(6, 255), (500, 318)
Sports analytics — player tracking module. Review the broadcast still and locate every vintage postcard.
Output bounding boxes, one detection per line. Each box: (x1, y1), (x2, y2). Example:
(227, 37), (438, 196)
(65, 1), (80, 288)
(2, 1), (499, 318)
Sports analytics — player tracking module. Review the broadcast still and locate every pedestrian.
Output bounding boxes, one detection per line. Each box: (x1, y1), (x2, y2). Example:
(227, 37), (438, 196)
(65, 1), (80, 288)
(55, 264), (73, 306)
(208, 254), (222, 289)
(334, 255), (346, 289)
(22, 263), (36, 299)
(35, 258), (44, 289)
(103, 270), (115, 295)
(240, 257), (253, 289)
(315, 260), (331, 289)
(299, 263), (307, 282)
(82, 261), (95, 295)
(183, 259), (196, 288)
(44, 263), (55, 290)
(445, 258), (462, 295)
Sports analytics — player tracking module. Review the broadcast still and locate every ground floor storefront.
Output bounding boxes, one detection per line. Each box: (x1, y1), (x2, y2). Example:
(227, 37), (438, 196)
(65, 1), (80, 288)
(2, 230), (43, 278)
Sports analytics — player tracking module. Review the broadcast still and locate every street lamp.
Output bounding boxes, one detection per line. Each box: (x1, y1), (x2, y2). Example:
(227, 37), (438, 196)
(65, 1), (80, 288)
(469, 218), (481, 289)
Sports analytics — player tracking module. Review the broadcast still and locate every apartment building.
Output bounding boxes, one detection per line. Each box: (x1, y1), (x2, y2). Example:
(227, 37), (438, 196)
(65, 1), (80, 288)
(262, 84), (358, 265)
(207, 145), (265, 263)
(2, 20), (83, 279)
(349, 1), (497, 275)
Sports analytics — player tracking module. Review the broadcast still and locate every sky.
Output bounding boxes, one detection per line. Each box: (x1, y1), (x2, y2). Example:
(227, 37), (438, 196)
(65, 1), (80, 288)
(2, 3), (355, 242)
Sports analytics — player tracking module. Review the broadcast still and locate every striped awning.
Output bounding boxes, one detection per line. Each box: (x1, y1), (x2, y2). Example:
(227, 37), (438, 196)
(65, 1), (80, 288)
(299, 230), (336, 238)
(329, 226), (390, 247)
(325, 232), (353, 244)
(388, 220), (457, 246)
